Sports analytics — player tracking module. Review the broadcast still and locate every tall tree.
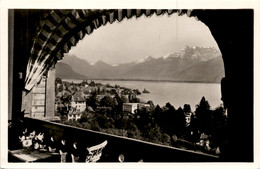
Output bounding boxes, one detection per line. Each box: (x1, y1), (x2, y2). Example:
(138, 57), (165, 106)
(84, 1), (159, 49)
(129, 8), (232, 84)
(173, 107), (186, 136)
(195, 96), (212, 134)
(210, 105), (227, 147)
(86, 91), (98, 110)
(100, 95), (115, 108)
(55, 78), (62, 84)
(154, 105), (162, 125)
(183, 104), (191, 114)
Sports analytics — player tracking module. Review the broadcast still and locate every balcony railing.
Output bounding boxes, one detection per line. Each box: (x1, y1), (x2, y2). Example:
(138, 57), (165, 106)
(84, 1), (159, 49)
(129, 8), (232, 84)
(8, 117), (220, 162)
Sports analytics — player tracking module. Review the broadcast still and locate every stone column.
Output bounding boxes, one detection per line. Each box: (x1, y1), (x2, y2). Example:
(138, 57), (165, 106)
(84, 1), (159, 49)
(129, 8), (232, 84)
(45, 69), (56, 117)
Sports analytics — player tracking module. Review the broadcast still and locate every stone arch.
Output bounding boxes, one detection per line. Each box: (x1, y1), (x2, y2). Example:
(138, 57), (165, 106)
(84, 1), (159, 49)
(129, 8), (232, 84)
(25, 9), (211, 91)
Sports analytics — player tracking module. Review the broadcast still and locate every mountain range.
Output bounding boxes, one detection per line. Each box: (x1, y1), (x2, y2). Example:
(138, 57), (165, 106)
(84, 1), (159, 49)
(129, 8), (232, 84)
(56, 46), (225, 83)
(55, 62), (87, 79)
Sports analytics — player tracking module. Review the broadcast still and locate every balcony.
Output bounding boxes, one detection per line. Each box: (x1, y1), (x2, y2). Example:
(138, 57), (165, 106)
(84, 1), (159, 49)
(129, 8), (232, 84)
(8, 117), (219, 162)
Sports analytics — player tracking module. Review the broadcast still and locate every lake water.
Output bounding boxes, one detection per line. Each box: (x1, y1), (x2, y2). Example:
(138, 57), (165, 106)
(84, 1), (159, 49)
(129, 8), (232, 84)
(63, 79), (222, 111)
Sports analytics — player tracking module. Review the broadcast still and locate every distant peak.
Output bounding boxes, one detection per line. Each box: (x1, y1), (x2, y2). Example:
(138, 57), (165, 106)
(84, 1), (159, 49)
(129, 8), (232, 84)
(135, 55), (155, 64)
(95, 60), (107, 64)
(163, 53), (172, 59)
(91, 60), (112, 67)
(145, 55), (154, 60)
(162, 52), (180, 60)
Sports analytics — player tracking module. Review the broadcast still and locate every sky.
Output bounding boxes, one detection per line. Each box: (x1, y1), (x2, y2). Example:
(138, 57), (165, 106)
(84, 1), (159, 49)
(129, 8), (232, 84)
(68, 13), (220, 65)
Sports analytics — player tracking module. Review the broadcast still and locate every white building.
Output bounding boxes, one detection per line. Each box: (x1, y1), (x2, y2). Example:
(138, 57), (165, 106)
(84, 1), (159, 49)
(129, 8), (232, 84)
(122, 103), (150, 114)
(68, 108), (82, 121)
(184, 112), (192, 127)
(71, 92), (86, 112)
(123, 103), (138, 114)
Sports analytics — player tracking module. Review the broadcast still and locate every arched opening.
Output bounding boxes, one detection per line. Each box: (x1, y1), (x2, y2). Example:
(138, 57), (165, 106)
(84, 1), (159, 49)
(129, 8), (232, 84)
(54, 12), (225, 156)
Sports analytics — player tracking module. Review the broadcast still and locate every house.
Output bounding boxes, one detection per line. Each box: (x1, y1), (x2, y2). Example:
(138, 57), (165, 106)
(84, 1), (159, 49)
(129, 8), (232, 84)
(184, 112), (192, 127)
(68, 108), (82, 121)
(71, 92), (86, 112)
(122, 103), (150, 114)
(123, 103), (138, 114)
(196, 133), (211, 150)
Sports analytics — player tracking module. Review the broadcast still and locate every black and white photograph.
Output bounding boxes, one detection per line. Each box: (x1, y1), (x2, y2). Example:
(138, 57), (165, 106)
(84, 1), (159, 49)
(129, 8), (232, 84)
(0, 0), (259, 168)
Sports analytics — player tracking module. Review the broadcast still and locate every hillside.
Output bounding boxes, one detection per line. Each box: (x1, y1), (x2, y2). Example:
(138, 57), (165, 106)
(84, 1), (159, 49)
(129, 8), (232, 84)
(55, 62), (87, 79)
(173, 57), (225, 83)
(58, 46), (224, 83)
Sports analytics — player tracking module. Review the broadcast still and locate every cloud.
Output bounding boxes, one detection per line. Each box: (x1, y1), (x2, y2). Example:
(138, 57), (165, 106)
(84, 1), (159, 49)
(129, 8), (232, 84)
(69, 13), (219, 65)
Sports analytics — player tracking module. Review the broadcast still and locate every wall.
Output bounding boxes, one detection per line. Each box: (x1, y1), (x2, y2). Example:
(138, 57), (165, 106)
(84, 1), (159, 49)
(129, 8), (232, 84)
(198, 10), (254, 162)
(22, 117), (219, 162)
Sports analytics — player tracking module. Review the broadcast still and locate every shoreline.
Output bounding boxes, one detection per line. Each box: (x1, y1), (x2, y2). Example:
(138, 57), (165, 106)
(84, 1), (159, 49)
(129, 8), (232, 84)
(61, 78), (221, 84)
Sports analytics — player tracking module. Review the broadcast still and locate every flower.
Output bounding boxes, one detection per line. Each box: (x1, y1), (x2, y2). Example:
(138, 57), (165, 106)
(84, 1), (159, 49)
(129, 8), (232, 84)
(40, 144), (46, 149)
(22, 128), (27, 135)
(22, 139), (32, 147)
(19, 136), (25, 142)
(34, 142), (40, 149)
(19, 130), (46, 152)
(35, 133), (44, 142)
(29, 131), (36, 139)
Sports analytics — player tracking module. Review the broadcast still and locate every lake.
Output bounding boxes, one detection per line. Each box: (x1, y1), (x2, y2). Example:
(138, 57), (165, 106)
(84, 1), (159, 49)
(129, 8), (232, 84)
(63, 79), (222, 111)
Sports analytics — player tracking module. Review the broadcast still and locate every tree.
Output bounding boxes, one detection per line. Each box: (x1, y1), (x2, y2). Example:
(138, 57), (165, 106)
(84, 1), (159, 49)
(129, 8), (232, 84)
(173, 107), (186, 136)
(135, 107), (150, 131)
(120, 95), (128, 103)
(154, 105), (162, 125)
(195, 96), (212, 134)
(158, 102), (176, 135)
(82, 80), (88, 85)
(96, 113), (115, 129)
(78, 111), (101, 131)
(165, 102), (175, 110)
(100, 95), (115, 108)
(55, 85), (58, 95)
(89, 81), (95, 86)
(86, 91), (98, 110)
(183, 104), (191, 114)
(189, 114), (200, 143)
(147, 100), (155, 110)
(78, 111), (93, 123)
(210, 105), (227, 148)
(55, 78), (62, 84)
(129, 97), (140, 103)
(58, 85), (64, 92)
(133, 89), (141, 95)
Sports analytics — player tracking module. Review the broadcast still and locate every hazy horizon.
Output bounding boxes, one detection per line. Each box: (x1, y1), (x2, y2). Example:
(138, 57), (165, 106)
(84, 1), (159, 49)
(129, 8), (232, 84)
(68, 13), (220, 65)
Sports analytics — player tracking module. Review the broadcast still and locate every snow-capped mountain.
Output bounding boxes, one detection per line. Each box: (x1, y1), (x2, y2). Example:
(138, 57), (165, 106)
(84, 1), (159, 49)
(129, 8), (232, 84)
(135, 56), (155, 64)
(57, 46), (224, 83)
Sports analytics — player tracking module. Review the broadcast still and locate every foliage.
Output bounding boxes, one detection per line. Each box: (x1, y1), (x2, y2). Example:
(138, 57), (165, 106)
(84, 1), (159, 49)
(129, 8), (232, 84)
(56, 79), (227, 155)
(100, 95), (115, 108)
(133, 89), (141, 95)
(86, 92), (98, 110)
(89, 80), (96, 86)
(183, 104), (191, 114)
(19, 129), (46, 151)
(129, 97), (140, 103)
(195, 96), (212, 134)
(55, 78), (62, 84)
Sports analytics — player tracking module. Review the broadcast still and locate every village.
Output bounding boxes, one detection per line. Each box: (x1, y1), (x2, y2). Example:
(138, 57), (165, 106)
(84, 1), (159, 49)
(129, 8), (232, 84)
(54, 78), (222, 156)
(55, 78), (151, 121)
